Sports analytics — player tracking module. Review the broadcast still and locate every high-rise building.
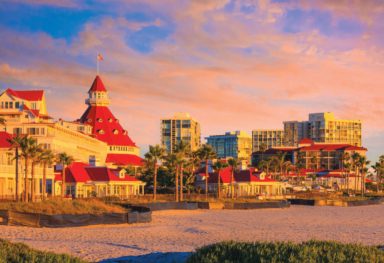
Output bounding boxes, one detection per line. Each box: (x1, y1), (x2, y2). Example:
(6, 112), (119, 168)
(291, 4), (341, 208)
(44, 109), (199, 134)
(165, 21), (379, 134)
(284, 112), (362, 146)
(161, 112), (201, 153)
(206, 131), (252, 160)
(79, 75), (142, 167)
(252, 129), (284, 152)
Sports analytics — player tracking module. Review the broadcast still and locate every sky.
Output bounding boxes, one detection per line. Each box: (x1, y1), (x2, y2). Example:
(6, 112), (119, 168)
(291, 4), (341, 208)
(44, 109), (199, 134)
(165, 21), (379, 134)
(0, 0), (383, 162)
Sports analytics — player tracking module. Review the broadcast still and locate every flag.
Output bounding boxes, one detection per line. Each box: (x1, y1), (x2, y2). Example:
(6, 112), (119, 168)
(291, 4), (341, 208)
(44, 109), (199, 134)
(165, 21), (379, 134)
(97, 53), (104, 61)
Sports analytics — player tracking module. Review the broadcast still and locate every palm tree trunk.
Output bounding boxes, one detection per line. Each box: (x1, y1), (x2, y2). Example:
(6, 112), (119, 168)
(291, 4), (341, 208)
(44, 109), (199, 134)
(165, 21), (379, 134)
(61, 165), (66, 198)
(31, 162), (35, 202)
(175, 165), (179, 202)
(180, 163), (184, 201)
(42, 162), (47, 201)
(24, 158), (29, 202)
(153, 164), (158, 201)
(231, 170), (234, 199)
(217, 169), (221, 199)
(15, 147), (19, 202)
(205, 160), (208, 200)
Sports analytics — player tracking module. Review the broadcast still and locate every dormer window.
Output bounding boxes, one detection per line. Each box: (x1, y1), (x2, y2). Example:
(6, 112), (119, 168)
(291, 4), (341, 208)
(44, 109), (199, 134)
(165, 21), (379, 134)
(87, 118), (92, 123)
(98, 129), (105, 134)
(108, 118), (113, 122)
(113, 129), (119, 135)
(97, 118), (103, 122)
(115, 119), (119, 123)
(123, 130), (127, 135)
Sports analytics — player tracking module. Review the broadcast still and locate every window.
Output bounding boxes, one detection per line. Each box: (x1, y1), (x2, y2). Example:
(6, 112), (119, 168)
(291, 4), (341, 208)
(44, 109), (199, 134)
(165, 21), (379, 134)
(113, 129), (119, 135)
(27, 127), (39, 135)
(9, 102), (13, 108)
(108, 118), (113, 122)
(87, 118), (92, 123)
(15, 102), (20, 109)
(97, 118), (103, 122)
(13, 128), (22, 135)
(5, 102), (8, 109)
(98, 129), (105, 134)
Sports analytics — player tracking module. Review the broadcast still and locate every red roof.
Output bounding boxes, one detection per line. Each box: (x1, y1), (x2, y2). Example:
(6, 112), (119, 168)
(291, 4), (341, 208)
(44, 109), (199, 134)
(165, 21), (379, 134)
(6, 88), (44, 101)
(56, 162), (141, 183)
(88, 75), (107, 93)
(0, 131), (12, 148)
(80, 106), (137, 147)
(206, 167), (277, 184)
(299, 138), (314, 144)
(106, 154), (144, 166)
(300, 144), (367, 152)
(86, 167), (140, 182)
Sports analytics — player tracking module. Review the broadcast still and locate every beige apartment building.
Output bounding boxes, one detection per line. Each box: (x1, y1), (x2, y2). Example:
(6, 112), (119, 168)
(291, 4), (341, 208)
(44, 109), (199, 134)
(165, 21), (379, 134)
(252, 129), (284, 152)
(161, 112), (201, 153)
(284, 112), (362, 147)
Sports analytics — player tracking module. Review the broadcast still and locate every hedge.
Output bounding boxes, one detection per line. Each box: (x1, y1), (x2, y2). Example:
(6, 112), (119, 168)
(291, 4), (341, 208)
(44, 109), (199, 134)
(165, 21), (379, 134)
(0, 239), (87, 263)
(187, 240), (384, 263)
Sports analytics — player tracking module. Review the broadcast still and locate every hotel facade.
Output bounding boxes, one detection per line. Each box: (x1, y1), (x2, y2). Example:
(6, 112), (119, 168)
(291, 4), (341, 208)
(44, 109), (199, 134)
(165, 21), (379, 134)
(252, 129), (284, 152)
(0, 75), (144, 199)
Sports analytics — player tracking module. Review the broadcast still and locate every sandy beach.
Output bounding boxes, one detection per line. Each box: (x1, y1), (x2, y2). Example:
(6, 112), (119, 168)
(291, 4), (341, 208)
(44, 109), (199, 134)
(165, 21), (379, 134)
(1, 205), (384, 262)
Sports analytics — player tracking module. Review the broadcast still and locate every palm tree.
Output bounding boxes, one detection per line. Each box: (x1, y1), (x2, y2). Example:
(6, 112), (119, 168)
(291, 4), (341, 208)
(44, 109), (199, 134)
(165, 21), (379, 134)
(7, 134), (25, 201)
(341, 152), (351, 193)
(57, 152), (74, 198)
(40, 149), (55, 200)
(358, 155), (370, 196)
(197, 144), (217, 200)
(184, 149), (201, 197)
(175, 141), (190, 201)
(164, 152), (179, 201)
(144, 145), (166, 201)
(19, 136), (37, 202)
(29, 142), (43, 202)
(259, 143), (268, 162)
(212, 160), (228, 199)
(351, 152), (361, 193)
(227, 158), (238, 199)
(276, 151), (287, 178)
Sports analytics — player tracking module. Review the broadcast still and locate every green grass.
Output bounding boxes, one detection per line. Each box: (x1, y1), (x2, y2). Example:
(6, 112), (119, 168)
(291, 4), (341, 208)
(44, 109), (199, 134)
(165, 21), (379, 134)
(187, 240), (384, 263)
(0, 199), (126, 215)
(0, 239), (87, 263)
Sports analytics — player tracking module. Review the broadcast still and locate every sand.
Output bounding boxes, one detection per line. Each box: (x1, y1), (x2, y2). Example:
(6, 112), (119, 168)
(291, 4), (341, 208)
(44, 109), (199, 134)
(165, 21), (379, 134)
(1, 205), (384, 262)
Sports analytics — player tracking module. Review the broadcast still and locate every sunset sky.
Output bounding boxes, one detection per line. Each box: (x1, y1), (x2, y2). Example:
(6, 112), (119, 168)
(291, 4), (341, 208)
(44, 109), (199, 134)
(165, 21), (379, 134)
(0, 0), (383, 162)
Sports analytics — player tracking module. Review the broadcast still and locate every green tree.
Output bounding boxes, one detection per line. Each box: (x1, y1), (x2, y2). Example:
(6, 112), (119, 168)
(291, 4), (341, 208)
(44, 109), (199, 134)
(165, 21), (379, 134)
(351, 152), (361, 193)
(57, 152), (74, 198)
(197, 144), (217, 200)
(227, 158), (238, 199)
(175, 141), (191, 201)
(39, 149), (55, 200)
(184, 150), (201, 197)
(29, 142), (43, 202)
(212, 160), (228, 199)
(19, 136), (38, 202)
(7, 134), (26, 201)
(144, 145), (166, 201)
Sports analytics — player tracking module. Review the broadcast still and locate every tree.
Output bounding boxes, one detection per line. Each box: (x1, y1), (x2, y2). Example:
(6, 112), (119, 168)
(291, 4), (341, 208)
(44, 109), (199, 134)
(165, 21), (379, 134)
(212, 160), (228, 199)
(372, 155), (384, 192)
(276, 151), (287, 178)
(164, 152), (179, 201)
(40, 149), (55, 200)
(57, 152), (74, 198)
(227, 158), (238, 199)
(259, 143), (268, 162)
(175, 140), (191, 201)
(184, 150), (201, 197)
(358, 155), (370, 196)
(29, 142), (43, 202)
(7, 134), (25, 201)
(351, 152), (361, 193)
(144, 145), (166, 201)
(197, 144), (217, 200)
(341, 152), (351, 193)
(19, 136), (38, 202)
(0, 117), (6, 130)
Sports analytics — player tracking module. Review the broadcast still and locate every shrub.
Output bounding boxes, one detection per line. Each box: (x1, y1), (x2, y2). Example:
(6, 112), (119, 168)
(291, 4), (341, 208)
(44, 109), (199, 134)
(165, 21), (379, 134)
(0, 239), (87, 263)
(0, 199), (125, 215)
(187, 240), (384, 263)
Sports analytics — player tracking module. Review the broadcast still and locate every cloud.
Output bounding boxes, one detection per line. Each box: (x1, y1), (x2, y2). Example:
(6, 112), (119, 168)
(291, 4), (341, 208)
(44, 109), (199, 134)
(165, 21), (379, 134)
(1, 0), (384, 161)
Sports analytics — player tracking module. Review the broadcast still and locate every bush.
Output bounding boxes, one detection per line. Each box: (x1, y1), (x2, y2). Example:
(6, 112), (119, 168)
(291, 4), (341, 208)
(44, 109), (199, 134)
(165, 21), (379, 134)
(187, 240), (384, 263)
(0, 199), (125, 215)
(0, 239), (87, 263)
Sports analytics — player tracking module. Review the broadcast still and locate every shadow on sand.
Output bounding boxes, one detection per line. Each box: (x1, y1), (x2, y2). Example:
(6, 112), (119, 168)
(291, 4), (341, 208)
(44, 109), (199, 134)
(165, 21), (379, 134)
(100, 252), (192, 263)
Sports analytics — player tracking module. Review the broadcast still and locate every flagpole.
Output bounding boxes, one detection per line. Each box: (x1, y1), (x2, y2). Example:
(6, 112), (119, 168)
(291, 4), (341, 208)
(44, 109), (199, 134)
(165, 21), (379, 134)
(97, 53), (99, 75)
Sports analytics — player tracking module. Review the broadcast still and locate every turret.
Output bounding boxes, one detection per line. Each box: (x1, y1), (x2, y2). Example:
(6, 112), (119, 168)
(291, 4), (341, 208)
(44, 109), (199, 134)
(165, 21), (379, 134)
(85, 75), (110, 106)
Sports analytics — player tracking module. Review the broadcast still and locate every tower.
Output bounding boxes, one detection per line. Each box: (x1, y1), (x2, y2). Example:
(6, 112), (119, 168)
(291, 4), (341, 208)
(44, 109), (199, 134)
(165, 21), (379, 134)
(79, 76), (143, 167)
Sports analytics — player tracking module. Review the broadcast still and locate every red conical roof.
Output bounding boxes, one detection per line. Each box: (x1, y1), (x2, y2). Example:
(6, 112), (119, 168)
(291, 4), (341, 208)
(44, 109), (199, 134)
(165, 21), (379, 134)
(80, 106), (136, 147)
(88, 75), (107, 93)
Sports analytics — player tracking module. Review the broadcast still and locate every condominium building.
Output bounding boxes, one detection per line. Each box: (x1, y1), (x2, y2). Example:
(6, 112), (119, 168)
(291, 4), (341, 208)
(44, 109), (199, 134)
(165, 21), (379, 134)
(161, 112), (201, 153)
(284, 112), (362, 146)
(206, 131), (252, 160)
(252, 129), (284, 152)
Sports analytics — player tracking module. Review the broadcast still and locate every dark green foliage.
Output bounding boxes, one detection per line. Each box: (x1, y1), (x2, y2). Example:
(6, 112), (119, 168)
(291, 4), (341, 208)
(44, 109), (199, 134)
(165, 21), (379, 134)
(0, 239), (87, 263)
(187, 240), (384, 263)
